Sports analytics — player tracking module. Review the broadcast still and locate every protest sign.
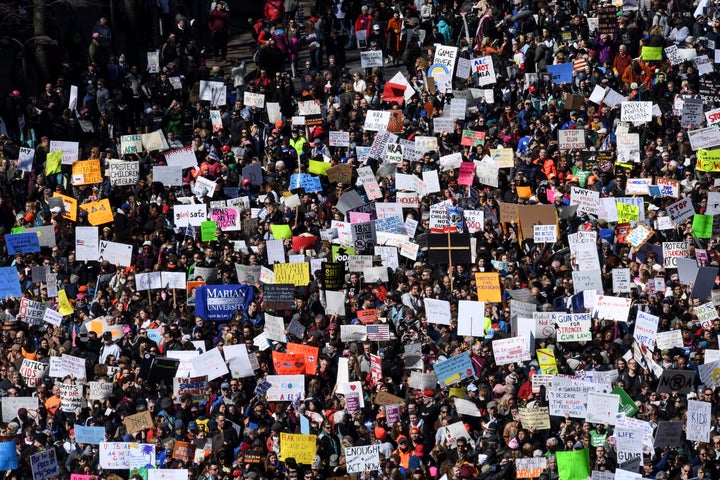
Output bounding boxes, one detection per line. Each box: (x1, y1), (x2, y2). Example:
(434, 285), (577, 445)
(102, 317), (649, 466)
(493, 336), (530, 365)
(279, 433), (316, 465)
(345, 445), (381, 473)
(687, 400), (711, 442)
(457, 300), (486, 337)
(189, 347), (229, 381)
(558, 129), (586, 149)
(516, 457), (547, 478)
(556, 449), (590, 480)
(620, 102), (652, 122)
(519, 407), (551, 430)
(695, 301), (718, 328)
(30, 448), (60, 480)
(472, 56), (496, 86)
(593, 296), (632, 322)
(556, 313), (592, 342)
(633, 311), (659, 350)
(274, 262), (310, 286)
(0, 441), (17, 470)
(364, 110), (391, 131)
(71, 160), (102, 185)
(360, 51), (383, 68)
(654, 421), (684, 449)
(657, 370), (695, 394)
(5, 233), (41, 255)
(98, 240), (133, 266)
(585, 392), (620, 425)
(74, 425), (106, 445)
(433, 352), (473, 386)
(60, 384), (82, 412)
(475, 273), (501, 302)
(107, 160), (139, 186)
(88, 381), (114, 401)
(1, 397), (38, 423)
(533, 225), (557, 243)
(79, 198), (114, 226)
(20, 359), (46, 387)
(124, 410), (154, 434)
(424, 298), (451, 325)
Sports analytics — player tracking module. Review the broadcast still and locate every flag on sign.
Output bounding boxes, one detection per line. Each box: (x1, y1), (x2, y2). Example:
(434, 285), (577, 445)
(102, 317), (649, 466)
(573, 58), (588, 73)
(367, 324), (390, 341)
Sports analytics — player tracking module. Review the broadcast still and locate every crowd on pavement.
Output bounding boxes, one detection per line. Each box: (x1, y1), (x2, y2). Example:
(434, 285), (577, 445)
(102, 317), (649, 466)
(2, 0), (720, 480)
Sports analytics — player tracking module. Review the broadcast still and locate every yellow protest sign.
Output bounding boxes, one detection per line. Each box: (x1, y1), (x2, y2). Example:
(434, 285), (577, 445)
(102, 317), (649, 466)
(270, 224), (293, 239)
(474, 272), (501, 303)
(697, 148), (720, 171)
(53, 193), (77, 222)
(58, 290), (74, 316)
(79, 198), (114, 226)
(46, 150), (62, 175)
(279, 433), (316, 465)
(274, 262), (310, 286)
(449, 387), (466, 398)
(308, 160), (332, 176)
(536, 348), (558, 374)
(615, 202), (639, 223)
(71, 159), (103, 185)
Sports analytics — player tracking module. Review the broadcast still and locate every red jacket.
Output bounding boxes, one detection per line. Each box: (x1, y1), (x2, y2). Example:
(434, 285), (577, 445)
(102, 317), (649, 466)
(208, 8), (230, 33)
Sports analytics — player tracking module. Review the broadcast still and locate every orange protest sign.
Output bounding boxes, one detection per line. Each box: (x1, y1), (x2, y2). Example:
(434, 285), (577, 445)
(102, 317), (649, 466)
(516, 186), (532, 198)
(357, 309), (378, 324)
(286, 343), (319, 375)
(71, 159), (103, 185)
(53, 193), (77, 222)
(79, 198), (114, 225)
(272, 351), (306, 375)
(475, 272), (502, 303)
(172, 441), (196, 462)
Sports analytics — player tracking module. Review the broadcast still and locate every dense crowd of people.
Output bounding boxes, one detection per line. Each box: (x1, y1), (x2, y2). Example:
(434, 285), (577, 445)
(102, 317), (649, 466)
(1, 0), (720, 480)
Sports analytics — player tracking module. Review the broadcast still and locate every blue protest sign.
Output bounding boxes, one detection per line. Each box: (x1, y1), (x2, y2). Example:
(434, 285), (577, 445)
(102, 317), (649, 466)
(547, 63), (574, 84)
(73, 425), (106, 444)
(194, 284), (254, 321)
(300, 414), (310, 434)
(0, 441), (18, 470)
(290, 174), (323, 193)
(6, 233), (41, 255)
(0, 267), (22, 298)
(146, 329), (162, 345)
(374, 216), (405, 234)
(433, 352), (474, 386)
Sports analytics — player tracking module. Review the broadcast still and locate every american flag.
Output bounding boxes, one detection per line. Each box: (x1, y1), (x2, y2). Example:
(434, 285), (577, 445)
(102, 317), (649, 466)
(367, 324), (390, 342)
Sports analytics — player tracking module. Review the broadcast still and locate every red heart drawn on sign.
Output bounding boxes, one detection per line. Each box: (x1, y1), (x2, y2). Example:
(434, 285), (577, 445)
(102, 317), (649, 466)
(350, 384), (357, 391)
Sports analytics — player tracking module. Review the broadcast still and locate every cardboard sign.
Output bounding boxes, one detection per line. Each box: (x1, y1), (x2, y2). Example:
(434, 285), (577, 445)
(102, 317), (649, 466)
(124, 410), (154, 434)
(519, 407), (551, 430)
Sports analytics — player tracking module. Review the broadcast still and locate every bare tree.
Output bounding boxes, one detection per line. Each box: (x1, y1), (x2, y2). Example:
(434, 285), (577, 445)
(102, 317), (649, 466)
(0, 0), (102, 84)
